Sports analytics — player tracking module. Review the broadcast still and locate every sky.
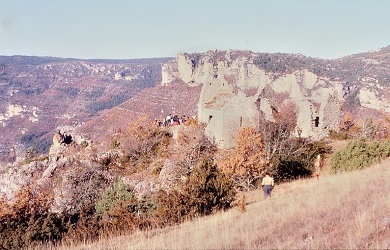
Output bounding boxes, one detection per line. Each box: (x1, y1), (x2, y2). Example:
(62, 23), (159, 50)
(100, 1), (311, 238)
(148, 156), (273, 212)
(0, 0), (389, 60)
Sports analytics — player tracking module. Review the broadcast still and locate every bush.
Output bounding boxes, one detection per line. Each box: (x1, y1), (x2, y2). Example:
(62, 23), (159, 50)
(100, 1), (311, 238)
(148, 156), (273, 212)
(331, 138), (390, 173)
(176, 122), (217, 173)
(64, 162), (111, 214)
(155, 158), (236, 226)
(271, 138), (331, 182)
(329, 129), (350, 140)
(0, 187), (70, 249)
(182, 158), (236, 215)
(121, 117), (172, 172)
(95, 180), (134, 217)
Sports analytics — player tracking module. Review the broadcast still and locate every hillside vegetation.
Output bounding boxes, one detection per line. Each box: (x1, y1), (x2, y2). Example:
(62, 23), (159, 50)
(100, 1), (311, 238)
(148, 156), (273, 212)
(2, 115), (390, 249)
(57, 158), (390, 249)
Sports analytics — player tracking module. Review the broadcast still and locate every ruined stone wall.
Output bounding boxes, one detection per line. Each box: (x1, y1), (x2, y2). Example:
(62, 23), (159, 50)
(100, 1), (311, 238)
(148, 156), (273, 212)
(220, 92), (259, 147)
(321, 92), (341, 136)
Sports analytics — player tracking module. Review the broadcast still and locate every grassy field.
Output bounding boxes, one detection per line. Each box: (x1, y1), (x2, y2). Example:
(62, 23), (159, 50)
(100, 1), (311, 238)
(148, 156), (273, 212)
(56, 156), (390, 249)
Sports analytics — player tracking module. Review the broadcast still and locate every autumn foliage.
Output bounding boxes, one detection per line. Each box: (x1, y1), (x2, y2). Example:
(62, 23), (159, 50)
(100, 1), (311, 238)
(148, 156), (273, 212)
(0, 186), (68, 249)
(218, 127), (269, 190)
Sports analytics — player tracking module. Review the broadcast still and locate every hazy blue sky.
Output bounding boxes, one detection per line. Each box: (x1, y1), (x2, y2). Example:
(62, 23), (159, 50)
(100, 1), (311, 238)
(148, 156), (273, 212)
(1, 0), (389, 59)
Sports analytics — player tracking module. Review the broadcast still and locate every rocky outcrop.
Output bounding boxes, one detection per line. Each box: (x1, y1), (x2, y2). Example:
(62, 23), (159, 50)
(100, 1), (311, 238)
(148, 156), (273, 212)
(162, 50), (346, 147)
(49, 127), (91, 155)
(358, 87), (390, 112)
(161, 59), (181, 85)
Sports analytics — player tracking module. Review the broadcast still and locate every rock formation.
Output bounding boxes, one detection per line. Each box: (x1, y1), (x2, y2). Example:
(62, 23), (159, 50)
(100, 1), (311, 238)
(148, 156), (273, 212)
(162, 50), (345, 148)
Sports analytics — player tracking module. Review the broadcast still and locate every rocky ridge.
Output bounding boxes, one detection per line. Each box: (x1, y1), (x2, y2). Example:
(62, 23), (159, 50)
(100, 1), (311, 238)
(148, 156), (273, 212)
(161, 48), (390, 147)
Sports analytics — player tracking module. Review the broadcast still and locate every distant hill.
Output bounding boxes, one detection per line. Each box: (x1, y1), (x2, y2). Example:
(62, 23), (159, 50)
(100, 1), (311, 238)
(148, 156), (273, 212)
(76, 82), (201, 148)
(0, 56), (172, 162)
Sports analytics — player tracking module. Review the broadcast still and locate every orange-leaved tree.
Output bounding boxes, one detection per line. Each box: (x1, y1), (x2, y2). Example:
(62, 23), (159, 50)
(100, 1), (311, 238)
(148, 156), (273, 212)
(217, 127), (269, 191)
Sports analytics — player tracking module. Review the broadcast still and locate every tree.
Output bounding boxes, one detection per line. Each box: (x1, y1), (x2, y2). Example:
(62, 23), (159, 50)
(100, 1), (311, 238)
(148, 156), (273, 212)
(120, 116), (172, 171)
(259, 100), (298, 160)
(258, 100), (330, 182)
(218, 127), (268, 190)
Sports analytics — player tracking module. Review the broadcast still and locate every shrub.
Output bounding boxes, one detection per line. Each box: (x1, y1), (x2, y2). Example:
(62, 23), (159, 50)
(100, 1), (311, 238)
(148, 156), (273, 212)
(329, 129), (350, 140)
(62, 211), (100, 245)
(155, 158), (236, 226)
(258, 101), (298, 161)
(95, 180), (134, 217)
(110, 134), (121, 149)
(151, 159), (164, 176)
(64, 162), (111, 213)
(0, 187), (70, 249)
(96, 179), (159, 231)
(176, 122), (217, 173)
(271, 138), (331, 182)
(182, 158), (236, 215)
(331, 138), (390, 173)
(121, 116), (172, 172)
(361, 118), (379, 139)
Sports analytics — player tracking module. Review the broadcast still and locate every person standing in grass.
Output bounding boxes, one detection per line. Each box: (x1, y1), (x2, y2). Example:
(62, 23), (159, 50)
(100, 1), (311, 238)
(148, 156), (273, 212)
(314, 154), (323, 180)
(261, 172), (274, 199)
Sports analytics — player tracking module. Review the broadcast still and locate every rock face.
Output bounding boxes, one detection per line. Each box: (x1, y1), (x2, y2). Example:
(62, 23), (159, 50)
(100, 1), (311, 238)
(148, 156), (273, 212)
(358, 87), (390, 112)
(162, 50), (345, 148)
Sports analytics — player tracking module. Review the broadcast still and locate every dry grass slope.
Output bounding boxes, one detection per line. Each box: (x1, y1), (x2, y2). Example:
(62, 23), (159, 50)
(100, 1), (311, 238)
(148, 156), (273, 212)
(56, 158), (390, 250)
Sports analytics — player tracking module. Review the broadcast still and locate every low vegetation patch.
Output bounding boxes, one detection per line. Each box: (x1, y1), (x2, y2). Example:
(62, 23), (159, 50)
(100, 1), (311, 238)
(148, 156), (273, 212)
(331, 138), (390, 173)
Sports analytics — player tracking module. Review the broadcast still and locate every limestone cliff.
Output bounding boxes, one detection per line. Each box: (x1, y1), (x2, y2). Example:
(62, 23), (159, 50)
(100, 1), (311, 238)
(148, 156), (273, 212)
(161, 49), (389, 148)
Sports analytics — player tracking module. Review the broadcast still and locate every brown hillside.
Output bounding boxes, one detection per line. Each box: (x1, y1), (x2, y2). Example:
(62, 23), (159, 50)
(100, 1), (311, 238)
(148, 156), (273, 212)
(76, 81), (202, 147)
